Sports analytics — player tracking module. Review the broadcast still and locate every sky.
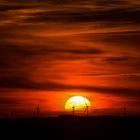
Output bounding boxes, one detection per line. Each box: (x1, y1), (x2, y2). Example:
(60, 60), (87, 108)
(0, 0), (140, 117)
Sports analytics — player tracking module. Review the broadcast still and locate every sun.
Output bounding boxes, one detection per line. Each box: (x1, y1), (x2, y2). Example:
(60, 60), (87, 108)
(65, 96), (91, 110)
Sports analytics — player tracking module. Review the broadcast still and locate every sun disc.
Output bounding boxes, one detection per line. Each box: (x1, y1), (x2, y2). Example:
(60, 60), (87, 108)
(65, 96), (91, 110)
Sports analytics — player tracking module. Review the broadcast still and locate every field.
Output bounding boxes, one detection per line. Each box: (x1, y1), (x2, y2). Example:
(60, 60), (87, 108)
(0, 115), (140, 140)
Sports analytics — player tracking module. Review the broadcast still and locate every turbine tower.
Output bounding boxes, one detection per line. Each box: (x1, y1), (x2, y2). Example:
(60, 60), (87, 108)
(84, 105), (89, 116)
(84, 99), (89, 116)
(72, 106), (75, 116)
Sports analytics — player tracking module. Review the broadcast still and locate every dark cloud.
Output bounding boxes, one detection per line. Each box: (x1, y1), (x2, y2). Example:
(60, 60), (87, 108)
(23, 7), (140, 25)
(80, 72), (140, 78)
(0, 4), (33, 12)
(82, 85), (140, 97)
(0, 98), (19, 105)
(1, 0), (139, 27)
(103, 56), (135, 63)
(82, 31), (140, 51)
(124, 100), (140, 106)
(0, 76), (35, 89)
(0, 74), (140, 98)
(0, 75), (73, 91)
(2, 0), (46, 4)
(94, 0), (129, 6)
(0, 43), (104, 70)
(2, 0), (132, 5)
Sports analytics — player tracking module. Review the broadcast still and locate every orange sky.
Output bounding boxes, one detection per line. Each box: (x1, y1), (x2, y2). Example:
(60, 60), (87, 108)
(0, 0), (140, 117)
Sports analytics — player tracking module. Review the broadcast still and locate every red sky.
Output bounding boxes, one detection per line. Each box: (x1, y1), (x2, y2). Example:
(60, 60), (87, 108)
(0, 0), (140, 117)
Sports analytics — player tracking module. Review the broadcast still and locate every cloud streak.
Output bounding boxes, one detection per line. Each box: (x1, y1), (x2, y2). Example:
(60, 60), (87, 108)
(0, 75), (140, 98)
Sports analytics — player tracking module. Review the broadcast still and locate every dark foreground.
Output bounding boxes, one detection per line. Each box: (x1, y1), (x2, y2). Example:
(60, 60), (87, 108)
(0, 115), (140, 140)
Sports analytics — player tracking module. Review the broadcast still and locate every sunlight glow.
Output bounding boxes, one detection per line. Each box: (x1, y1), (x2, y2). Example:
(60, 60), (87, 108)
(65, 96), (91, 110)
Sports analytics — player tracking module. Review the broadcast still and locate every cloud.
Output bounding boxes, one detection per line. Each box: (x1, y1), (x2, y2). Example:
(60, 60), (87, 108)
(82, 31), (140, 51)
(0, 74), (140, 98)
(0, 98), (19, 105)
(2, 0), (135, 5)
(0, 42), (104, 70)
(0, 0), (139, 28)
(23, 6), (140, 25)
(0, 4), (32, 12)
(103, 56), (135, 63)
(124, 100), (140, 106)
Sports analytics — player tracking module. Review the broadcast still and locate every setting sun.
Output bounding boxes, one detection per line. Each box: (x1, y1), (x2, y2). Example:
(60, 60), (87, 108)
(65, 96), (91, 110)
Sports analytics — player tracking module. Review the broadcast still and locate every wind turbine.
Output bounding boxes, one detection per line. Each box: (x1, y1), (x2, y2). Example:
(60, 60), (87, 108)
(84, 99), (89, 116)
(72, 106), (75, 116)
(72, 105), (75, 116)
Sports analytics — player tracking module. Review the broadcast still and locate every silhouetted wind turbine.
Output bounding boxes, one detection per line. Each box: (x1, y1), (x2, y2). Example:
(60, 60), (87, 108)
(72, 106), (75, 116)
(84, 99), (89, 116)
